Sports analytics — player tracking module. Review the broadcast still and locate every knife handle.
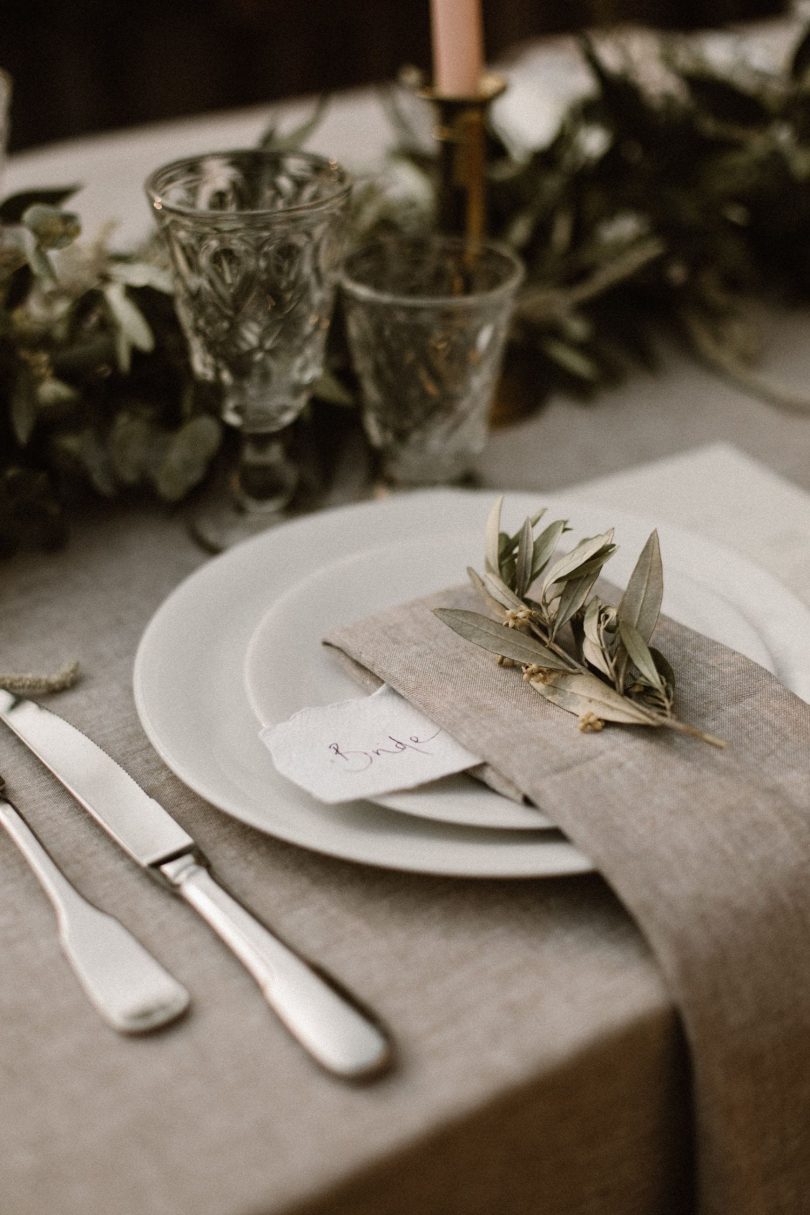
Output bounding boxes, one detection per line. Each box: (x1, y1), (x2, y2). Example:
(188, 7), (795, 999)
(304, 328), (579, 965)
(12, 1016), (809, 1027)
(159, 854), (392, 1079)
(0, 797), (190, 1034)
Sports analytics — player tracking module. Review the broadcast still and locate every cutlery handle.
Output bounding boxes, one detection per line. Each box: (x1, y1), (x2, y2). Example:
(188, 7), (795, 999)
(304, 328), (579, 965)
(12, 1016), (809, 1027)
(160, 854), (392, 1079)
(0, 798), (190, 1034)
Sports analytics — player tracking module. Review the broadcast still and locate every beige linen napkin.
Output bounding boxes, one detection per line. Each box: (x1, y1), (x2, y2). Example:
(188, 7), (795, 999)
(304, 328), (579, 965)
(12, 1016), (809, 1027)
(326, 584), (810, 1215)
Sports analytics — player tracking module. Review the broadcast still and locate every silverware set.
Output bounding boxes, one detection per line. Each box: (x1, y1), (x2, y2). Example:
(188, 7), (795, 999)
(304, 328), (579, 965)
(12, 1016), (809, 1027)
(0, 688), (392, 1080)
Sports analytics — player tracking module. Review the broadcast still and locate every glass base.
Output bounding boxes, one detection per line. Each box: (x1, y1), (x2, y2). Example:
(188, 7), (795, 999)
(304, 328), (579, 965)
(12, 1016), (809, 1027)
(187, 431), (299, 553)
(378, 446), (481, 487)
(189, 493), (288, 553)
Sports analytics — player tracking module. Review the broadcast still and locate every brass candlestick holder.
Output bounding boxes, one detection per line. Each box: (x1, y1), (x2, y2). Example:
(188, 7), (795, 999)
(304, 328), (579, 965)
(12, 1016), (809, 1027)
(407, 69), (506, 250)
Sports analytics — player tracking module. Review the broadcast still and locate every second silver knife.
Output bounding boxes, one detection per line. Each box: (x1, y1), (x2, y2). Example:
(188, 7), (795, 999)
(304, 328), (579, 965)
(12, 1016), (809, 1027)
(0, 689), (392, 1080)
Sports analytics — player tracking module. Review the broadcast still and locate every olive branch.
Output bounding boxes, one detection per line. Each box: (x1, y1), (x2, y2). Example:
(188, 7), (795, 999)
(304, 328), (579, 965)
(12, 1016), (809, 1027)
(435, 497), (725, 746)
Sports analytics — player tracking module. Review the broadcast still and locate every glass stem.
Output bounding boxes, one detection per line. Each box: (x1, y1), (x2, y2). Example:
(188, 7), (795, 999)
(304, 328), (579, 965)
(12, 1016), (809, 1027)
(235, 428), (298, 515)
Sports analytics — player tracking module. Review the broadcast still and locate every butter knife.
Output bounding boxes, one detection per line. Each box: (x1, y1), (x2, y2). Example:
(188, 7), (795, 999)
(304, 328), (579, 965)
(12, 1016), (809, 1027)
(0, 690), (392, 1079)
(0, 775), (190, 1033)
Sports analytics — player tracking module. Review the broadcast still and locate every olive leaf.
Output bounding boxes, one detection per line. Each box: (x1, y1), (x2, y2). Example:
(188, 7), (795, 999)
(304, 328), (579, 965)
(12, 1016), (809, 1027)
(260, 95), (332, 152)
(434, 499), (724, 747)
(531, 519), (570, 581)
(484, 495), (504, 575)
(467, 566), (525, 613)
(528, 670), (657, 726)
(514, 517), (535, 597)
(434, 608), (572, 671)
(581, 598), (614, 678)
(617, 618), (666, 692)
(543, 530), (615, 589)
(617, 530), (663, 643)
(552, 571), (599, 639)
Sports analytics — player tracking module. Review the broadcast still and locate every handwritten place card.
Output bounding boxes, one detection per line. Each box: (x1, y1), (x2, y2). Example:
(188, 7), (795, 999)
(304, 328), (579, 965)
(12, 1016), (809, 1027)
(260, 684), (480, 804)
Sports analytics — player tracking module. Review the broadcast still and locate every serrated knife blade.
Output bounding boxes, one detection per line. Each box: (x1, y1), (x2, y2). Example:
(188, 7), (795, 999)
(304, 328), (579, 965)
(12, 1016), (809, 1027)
(0, 688), (392, 1079)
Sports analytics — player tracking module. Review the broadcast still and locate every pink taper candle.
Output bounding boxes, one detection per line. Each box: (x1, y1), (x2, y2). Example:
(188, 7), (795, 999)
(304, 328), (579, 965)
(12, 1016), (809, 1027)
(430, 0), (484, 96)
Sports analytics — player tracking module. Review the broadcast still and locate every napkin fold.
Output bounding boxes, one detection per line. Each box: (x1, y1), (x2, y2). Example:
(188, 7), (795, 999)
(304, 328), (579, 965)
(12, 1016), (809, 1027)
(326, 584), (810, 1215)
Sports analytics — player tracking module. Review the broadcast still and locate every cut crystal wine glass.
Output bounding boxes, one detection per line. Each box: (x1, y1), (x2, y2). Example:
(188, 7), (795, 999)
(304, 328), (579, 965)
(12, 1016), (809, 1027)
(146, 149), (351, 548)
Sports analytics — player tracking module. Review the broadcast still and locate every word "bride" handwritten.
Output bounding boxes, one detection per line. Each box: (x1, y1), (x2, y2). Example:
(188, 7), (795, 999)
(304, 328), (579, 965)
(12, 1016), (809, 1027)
(329, 729), (441, 774)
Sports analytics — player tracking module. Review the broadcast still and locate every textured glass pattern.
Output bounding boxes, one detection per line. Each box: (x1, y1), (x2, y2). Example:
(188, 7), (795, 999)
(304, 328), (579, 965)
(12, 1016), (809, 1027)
(146, 151), (350, 435)
(342, 237), (523, 484)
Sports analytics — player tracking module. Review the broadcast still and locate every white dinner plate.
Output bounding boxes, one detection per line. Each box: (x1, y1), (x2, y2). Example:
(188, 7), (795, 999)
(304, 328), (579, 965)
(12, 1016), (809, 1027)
(243, 533), (772, 831)
(133, 489), (810, 878)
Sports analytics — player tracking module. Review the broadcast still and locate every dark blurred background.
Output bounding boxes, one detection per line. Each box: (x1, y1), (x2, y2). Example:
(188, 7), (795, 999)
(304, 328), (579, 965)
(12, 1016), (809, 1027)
(2, 0), (787, 152)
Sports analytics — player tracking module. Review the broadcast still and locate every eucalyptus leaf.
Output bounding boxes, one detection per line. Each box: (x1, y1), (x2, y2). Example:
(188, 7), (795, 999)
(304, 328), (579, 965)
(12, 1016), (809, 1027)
(36, 377), (79, 408)
(26, 244), (56, 282)
(434, 608), (572, 671)
(0, 229), (28, 280)
(109, 260), (173, 293)
(10, 375), (37, 446)
(22, 205), (81, 250)
(108, 415), (155, 485)
(153, 416), (221, 502)
(0, 187), (80, 224)
(103, 282), (154, 353)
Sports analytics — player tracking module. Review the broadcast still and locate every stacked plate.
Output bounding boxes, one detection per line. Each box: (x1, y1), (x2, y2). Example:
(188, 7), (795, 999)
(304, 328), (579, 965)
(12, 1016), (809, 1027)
(133, 489), (810, 878)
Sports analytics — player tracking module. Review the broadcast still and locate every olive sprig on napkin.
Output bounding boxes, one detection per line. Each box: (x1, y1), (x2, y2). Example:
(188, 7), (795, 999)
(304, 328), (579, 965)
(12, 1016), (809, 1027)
(436, 498), (725, 747)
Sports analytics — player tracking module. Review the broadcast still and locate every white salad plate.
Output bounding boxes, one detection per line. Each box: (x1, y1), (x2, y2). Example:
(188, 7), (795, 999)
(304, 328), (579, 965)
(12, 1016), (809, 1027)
(242, 533), (771, 831)
(133, 489), (810, 878)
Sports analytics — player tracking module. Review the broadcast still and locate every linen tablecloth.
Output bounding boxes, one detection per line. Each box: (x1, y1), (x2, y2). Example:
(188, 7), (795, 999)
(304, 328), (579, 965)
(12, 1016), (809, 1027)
(4, 45), (810, 1210)
(2, 438), (810, 1215)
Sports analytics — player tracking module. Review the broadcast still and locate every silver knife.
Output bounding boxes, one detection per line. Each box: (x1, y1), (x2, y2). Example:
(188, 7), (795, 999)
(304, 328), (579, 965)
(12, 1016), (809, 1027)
(0, 689), (392, 1080)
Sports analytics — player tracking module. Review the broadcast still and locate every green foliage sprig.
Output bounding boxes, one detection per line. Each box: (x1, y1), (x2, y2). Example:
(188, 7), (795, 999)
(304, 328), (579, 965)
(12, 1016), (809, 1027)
(0, 192), (220, 552)
(436, 497), (724, 746)
(5, 20), (810, 552)
(389, 21), (810, 404)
